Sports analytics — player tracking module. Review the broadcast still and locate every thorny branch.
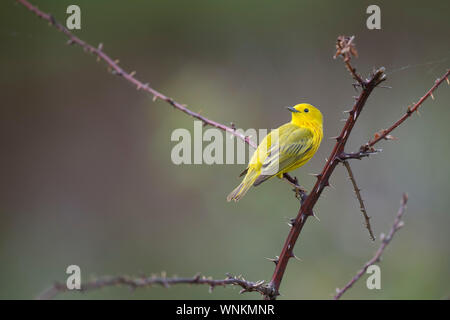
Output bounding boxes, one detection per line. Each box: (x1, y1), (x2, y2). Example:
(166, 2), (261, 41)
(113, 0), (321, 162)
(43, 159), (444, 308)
(334, 193), (408, 300)
(16, 0), (449, 300)
(265, 37), (448, 300)
(265, 39), (386, 300)
(334, 36), (364, 86)
(337, 149), (381, 161)
(14, 0), (304, 194)
(361, 69), (450, 152)
(14, 1), (253, 145)
(37, 273), (271, 300)
(342, 161), (375, 241)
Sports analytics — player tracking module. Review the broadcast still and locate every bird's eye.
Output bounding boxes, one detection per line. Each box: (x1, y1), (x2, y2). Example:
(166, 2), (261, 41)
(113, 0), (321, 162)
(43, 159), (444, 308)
(304, 108), (309, 113)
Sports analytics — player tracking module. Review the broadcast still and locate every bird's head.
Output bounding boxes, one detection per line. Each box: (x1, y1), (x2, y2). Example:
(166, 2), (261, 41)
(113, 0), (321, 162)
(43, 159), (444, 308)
(287, 103), (323, 127)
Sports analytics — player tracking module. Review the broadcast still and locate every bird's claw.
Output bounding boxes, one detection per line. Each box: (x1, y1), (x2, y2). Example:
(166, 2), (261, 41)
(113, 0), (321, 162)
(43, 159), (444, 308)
(293, 186), (307, 202)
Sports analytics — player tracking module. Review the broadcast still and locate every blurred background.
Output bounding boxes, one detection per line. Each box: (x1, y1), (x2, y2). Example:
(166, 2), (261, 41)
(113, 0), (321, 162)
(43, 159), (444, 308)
(1, 0), (449, 299)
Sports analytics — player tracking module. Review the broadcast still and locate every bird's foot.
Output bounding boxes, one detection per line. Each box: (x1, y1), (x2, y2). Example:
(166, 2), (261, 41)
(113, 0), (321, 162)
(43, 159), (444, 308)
(282, 173), (308, 203)
(293, 186), (308, 203)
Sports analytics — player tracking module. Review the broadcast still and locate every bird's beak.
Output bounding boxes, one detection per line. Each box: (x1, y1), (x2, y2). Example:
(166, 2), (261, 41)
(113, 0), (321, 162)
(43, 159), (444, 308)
(286, 106), (300, 113)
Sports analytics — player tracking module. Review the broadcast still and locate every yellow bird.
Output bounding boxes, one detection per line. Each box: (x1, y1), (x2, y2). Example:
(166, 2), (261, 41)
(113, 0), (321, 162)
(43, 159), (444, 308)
(227, 103), (323, 202)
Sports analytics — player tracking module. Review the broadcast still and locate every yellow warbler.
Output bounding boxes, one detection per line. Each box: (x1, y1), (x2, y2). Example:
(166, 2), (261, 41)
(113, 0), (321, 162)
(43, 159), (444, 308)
(227, 103), (323, 202)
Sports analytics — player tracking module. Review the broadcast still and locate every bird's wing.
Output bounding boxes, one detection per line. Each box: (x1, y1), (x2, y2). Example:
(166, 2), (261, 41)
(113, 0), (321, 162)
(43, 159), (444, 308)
(256, 126), (313, 182)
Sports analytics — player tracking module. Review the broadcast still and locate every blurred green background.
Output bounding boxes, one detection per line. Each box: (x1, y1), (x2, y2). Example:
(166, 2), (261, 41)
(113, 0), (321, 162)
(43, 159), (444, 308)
(1, 0), (449, 299)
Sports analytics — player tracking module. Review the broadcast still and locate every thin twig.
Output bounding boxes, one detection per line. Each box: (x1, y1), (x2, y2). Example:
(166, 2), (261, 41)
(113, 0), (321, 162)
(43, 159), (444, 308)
(37, 273), (272, 300)
(334, 36), (364, 86)
(337, 149), (381, 161)
(362, 69), (450, 151)
(334, 193), (408, 300)
(14, 0), (255, 148)
(342, 161), (375, 241)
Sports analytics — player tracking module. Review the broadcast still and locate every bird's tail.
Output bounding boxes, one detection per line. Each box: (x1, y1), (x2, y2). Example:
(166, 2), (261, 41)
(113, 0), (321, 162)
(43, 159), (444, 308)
(227, 169), (260, 202)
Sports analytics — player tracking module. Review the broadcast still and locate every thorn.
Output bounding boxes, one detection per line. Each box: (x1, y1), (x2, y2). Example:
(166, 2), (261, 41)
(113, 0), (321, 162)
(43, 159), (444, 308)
(98, 43), (103, 51)
(406, 105), (413, 114)
(342, 109), (353, 114)
(290, 252), (302, 261)
(312, 211), (320, 221)
(430, 92), (435, 100)
(254, 280), (265, 287)
(129, 71), (136, 77)
(446, 77), (449, 85)
(384, 134), (398, 141)
(153, 95), (158, 102)
(309, 173), (322, 179)
(66, 39), (74, 45)
(114, 59), (120, 64)
(289, 218), (296, 226)
(265, 256), (279, 265)
(329, 135), (341, 141)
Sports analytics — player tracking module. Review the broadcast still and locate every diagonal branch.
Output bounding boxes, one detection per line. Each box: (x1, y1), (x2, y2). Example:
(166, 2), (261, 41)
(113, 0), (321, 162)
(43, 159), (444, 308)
(14, 0), (255, 148)
(342, 161), (375, 241)
(14, 0), (305, 192)
(265, 50), (386, 299)
(362, 69), (450, 151)
(37, 273), (272, 300)
(334, 193), (408, 300)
